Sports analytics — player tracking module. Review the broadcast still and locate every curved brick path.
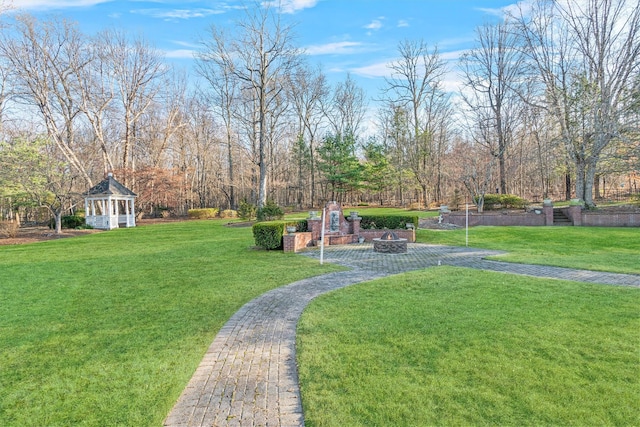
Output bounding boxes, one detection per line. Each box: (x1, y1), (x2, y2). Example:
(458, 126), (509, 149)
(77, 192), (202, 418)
(164, 243), (640, 427)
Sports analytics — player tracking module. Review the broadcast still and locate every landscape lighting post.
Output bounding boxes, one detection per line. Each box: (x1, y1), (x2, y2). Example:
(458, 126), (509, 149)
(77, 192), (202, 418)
(320, 208), (326, 265)
(466, 203), (469, 247)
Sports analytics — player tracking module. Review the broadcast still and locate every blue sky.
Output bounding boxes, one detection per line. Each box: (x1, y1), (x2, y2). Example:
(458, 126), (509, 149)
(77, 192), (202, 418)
(7, 0), (520, 102)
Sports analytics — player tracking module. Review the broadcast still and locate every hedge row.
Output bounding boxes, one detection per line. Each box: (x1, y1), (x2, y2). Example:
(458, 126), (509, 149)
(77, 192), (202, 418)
(359, 215), (418, 230)
(187, 208), (219, 219)
(476, 194), (527, 210)
(252, 220), (308, 250)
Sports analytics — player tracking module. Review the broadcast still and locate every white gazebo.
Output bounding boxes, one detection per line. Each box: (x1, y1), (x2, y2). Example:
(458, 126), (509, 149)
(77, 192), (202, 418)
(84, 173), (137, 230)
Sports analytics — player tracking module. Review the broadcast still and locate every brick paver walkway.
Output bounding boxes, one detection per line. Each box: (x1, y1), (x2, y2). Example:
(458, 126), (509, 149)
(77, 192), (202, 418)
(164, 243), (640, 427)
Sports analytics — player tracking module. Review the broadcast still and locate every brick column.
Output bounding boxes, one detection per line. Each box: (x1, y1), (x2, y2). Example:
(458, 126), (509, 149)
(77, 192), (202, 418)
(307, 217), (321, 241)
(283, 234), (295, 252)
(568, 205), (582, 226)
(543, 199), (553, 226)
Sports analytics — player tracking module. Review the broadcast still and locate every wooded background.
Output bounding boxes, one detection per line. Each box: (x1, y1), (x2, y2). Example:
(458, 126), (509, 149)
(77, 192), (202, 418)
(0, 0), (638, 224)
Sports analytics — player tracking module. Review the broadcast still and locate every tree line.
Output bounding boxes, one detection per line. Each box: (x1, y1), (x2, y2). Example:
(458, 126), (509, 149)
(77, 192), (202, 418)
(0, 0), (638, 229)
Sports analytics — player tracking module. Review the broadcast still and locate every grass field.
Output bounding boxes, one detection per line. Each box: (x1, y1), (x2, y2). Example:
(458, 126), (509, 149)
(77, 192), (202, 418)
(0, 221), (342, 426)
(297, 267), (640, 426)
(418, 226), (640, 275)
(0, 218), (638, 425)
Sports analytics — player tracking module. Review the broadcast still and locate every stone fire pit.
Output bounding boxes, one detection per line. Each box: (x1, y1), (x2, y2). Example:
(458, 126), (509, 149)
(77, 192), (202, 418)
(373, 231), (407, 254)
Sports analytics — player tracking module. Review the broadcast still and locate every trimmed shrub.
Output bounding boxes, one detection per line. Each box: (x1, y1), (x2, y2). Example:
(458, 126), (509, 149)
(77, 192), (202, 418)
(188, 208), (219, 219)
(238, 200), (257, 221)
(252, 220), (309, 250)
(257, 199), (284, 221)
(476, 194), (527, 210)
(219, 209), (238, 219)
(360, 215), (418, 230)
(500, 194), (527, 209)
(253, 222), (286, 250)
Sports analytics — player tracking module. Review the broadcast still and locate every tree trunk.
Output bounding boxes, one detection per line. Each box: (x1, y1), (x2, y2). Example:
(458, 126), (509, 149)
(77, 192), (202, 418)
(499, 151), (507, 194)
(54, 211), (63, 235)
(226, 129), (236, 210)
(575, 160), (586, 203)
(584, 159), (598, 208)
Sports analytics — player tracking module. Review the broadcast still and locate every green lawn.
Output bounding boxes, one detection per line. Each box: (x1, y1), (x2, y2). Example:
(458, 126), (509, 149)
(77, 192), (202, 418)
(1, 219), (638, 426)
(0, 221), (342, 426)
(298, 267), (640, 426)
(418, 226), (640, 275)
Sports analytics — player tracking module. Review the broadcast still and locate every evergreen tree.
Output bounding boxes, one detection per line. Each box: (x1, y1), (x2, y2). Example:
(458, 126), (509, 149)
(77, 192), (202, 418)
(317, 133), (363, 202)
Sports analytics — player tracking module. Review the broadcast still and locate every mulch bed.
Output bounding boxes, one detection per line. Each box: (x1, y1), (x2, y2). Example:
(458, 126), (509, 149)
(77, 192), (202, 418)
(0, 226), (103, 246)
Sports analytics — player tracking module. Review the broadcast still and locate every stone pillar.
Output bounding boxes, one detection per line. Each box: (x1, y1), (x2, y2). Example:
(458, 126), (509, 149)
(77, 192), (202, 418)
(543, 199), (554, 226)
(349, 211), (361, 235)
(307, 216), (322, 241)
(568, 205), (582, 226)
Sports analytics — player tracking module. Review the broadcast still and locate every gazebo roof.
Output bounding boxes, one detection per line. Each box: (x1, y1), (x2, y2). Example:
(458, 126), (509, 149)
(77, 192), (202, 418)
(84, 174), (136, 197)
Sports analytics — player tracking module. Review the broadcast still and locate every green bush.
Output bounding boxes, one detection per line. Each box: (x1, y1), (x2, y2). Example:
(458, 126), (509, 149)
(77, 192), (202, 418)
(187, 208), (219, 219)
(291, 219), (308, 232)
(257, 199), (284, 221)
(253, 222), (285, 250)
(360, 215), (418, 230)
(219, 209), (238, 219)
(238, 200), (257, 221)
(50, 215), (86, 229)
(252, 220), (309, 250)
(476, 194), (527, 210)
(500, 194), (527, 209)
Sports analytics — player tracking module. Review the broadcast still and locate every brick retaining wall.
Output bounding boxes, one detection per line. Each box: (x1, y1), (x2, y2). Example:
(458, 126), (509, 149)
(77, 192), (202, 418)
(283, 229), (415, 253)
(443, 211), (546, 227)
(442, 209), (640, 227)
(581, 212), (640, 226)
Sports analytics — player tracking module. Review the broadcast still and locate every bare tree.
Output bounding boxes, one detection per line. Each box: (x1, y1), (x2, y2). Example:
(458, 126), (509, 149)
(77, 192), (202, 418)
(512, 0), (640, 207)
(381, 39), (450, 207)
(0, 14), (93, 186)
(326, 73), (367, 137)
(102, 28), (166, 185)
(196, 26), (241, 209)
(379, 103), (413, 205)
(77, 30), (117, 175)
(460, 21), (526, 195)
(229, 5), (300, 209)
(287, 63), (329, 207)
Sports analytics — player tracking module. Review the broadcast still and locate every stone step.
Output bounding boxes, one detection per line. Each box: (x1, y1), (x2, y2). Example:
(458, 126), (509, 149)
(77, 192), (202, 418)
(553, 209), (572, 225)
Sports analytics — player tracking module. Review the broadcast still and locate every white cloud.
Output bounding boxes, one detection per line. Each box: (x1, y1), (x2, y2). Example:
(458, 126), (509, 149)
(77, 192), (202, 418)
(364, 17), (384, 31)
(164, 49), (196, 59)
(476, 1), (534, 20)
(304, 41), (364, 56)
(350, 60), (391, 79)
(170, 40), (200, 49)
(262, 0), (318, 14)
(397, 19), (409, 28)
(131, 8), (225, 20)
(10, 0), (111, 9)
